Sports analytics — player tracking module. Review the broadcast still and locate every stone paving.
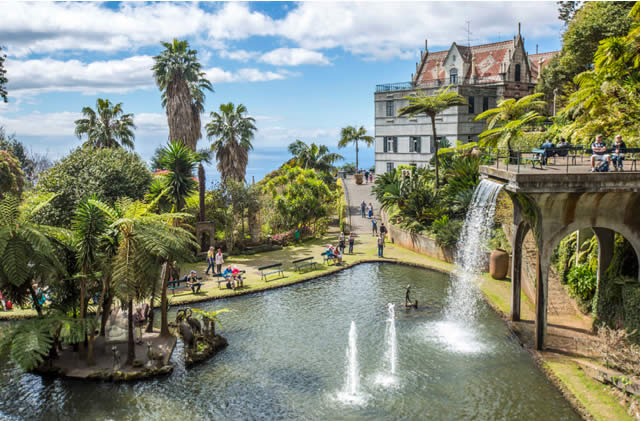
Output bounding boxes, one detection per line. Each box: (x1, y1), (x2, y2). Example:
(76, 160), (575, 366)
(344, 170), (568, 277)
(342, 176), (381, 235)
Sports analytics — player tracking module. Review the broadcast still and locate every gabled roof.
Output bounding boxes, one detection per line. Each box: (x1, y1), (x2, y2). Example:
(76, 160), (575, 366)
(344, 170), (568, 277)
(528, 51), (560, 81)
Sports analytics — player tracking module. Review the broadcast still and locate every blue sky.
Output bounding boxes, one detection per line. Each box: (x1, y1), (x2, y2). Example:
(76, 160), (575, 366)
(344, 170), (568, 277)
(0, 2), (563, 183)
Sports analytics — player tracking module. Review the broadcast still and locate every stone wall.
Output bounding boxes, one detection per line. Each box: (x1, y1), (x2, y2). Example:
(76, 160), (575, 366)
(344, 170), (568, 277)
(381, 211), (454, 262)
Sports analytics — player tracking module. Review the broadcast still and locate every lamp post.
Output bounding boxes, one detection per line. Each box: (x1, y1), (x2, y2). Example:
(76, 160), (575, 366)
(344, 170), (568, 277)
(553, 88), (558, 116)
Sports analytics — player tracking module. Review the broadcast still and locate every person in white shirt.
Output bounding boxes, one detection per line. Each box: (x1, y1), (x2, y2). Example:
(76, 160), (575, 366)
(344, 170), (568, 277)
(215, 248), (224, 274)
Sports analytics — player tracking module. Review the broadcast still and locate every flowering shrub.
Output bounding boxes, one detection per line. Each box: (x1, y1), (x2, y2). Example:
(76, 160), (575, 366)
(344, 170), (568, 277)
(272, 226), (313, 243)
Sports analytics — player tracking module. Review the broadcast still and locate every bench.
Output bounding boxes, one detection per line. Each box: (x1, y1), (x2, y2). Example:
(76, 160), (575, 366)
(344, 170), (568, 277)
(292, 257), (316, 272)
(217, 270), (246, 288)
(258, 264), (284, 281)
(167, 280), (188, 295)
(322, 252), (338, 265)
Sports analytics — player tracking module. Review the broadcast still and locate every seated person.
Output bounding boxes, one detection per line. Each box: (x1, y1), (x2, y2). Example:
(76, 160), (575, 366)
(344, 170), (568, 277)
(333, 248), (343, 264)
(222, 266), (233, 278)
(611, 135), (627, 171)
(556, 139), (570, 157)
(231, 266), (244, 288)
(539, 140), (555, 165)
(590, 135), (611, 172)
(185, 270), (202, 294)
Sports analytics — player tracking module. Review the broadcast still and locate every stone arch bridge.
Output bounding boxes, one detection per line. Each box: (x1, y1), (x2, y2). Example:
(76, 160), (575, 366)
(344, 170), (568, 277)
(482, 164), (640, 350)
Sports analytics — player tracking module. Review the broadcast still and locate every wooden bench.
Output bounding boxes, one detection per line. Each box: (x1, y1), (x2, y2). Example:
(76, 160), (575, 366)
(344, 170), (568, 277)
(292, 257), (316, 272)
(322, 253), (338, 265)
(167, 279), (188, 295)
(258, 263), (284, 281)
(216, 271), (246, 288)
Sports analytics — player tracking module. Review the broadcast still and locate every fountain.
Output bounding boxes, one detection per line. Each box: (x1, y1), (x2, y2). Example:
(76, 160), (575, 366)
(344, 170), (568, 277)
(337, 321), (364, 404)
(375, 303), (398, 386)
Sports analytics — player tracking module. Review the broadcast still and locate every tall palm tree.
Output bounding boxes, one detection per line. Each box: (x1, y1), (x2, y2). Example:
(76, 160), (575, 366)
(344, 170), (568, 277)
(196, 148), (213, 222)
(398, 86), (467, 188)
(337, 126), (373, 172)
(475, 93), (546, 155)
(153, 39), (212, 150)
(92, 198), (196, 363)
(288, 140), (343, 173)
(74, 99), (136, 149)
(206, 103), (256, 182)
(0, 194), (65, 317)
(156, 141), (199, 212)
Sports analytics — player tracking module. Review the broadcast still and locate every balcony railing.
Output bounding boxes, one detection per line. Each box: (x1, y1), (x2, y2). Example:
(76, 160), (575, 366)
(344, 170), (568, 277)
(375, 82), (415, 92)
(375, 78), (507, 92)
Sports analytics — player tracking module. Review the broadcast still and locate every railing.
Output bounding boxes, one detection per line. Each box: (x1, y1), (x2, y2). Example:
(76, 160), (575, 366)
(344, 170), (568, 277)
(375, 82), (415, 92)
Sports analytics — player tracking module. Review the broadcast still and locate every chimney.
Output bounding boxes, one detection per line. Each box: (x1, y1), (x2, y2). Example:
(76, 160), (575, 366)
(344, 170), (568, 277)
(518, 22), (521, 36)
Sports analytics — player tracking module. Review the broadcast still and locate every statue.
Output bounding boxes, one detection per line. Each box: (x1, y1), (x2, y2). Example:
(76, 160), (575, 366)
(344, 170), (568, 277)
(185, 309), (202, 335)
(405, 284), (418, 308)
(111, 345), (121, 371)
(176, 310), (195, 354)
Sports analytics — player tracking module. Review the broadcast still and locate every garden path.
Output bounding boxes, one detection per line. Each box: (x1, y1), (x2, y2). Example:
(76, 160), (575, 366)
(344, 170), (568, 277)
(342, 176), (381, 235)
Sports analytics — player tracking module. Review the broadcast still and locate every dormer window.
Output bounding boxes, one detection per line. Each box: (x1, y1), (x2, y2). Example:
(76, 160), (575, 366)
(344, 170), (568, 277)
(450, 68), (458, 85)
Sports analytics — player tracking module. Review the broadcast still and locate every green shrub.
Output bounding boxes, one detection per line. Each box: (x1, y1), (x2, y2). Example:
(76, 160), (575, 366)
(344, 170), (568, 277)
(566, 264), (597, 304)
(35, 146), (152, 227)
(431, 215), (463, 248)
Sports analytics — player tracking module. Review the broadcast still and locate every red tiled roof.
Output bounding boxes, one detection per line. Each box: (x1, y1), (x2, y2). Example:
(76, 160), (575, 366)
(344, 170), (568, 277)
(528, 51), (560, 81)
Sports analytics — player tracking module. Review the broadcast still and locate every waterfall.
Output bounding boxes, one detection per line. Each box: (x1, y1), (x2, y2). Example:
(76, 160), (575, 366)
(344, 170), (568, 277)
(445, 179), (503, 322)
(340, 321), (361, 400)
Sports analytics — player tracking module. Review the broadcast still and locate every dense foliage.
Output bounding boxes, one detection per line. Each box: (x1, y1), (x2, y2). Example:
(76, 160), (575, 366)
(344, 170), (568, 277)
(0, 150), (24, 198)
(36, 146), (152, 227)
(74, 99), (136, 149)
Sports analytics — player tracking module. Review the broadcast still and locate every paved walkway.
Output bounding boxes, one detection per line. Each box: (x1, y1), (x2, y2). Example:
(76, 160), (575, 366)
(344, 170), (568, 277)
(342, 176), (381, 235)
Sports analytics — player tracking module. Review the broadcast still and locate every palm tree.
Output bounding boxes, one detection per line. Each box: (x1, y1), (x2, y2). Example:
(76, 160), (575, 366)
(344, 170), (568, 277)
(337, 126), (373, 172)
(152, 39), (212, 150)
(74, 99), (136, 149)
(206, 103), (256, 182)
(0, 194), (65, 317)
(475, 93), (546, 155)
(398, 85), (467, 189)
(288, 140), (343, 173)
(156, 141), (199, 212)
(92, 198), (196, 363)
(196, 149), (213, 222)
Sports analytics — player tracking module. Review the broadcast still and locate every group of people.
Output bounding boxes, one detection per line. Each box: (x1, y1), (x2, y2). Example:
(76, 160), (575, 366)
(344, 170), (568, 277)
(359, 169), (374, 184)
(590, 135), (627, 172)
(337, 232), (356, 254)
(325, 244), (343, 264)
(361, 201), (374, 219)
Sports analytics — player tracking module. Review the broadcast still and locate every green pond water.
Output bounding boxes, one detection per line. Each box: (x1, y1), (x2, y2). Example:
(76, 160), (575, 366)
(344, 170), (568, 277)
(0, 263), (580, 420)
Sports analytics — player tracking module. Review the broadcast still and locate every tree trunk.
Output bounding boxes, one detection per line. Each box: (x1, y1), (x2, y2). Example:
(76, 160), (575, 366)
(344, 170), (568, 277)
(431, 115), (440, 189)
(126, 299), (135, 366)
(87, 275), (109, 366)
(355, 139), (359, 171)
(28, 284), (42, 317)
(100, 286), (112, 337)
(160, 261), (172, 337)
(78, 267), (88, 357)
(146, 271), (158, 333)
(198, 163), (206, 222)
(166, 78), (199, 150)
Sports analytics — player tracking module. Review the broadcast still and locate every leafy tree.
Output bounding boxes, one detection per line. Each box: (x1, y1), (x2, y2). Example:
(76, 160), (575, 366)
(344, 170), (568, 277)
(288, 140), (343, 173)
(537, 2), (634, 103)
(92, 198), (196, 362)
(0, 194), (65, 317)
(0, 46), (7, 103)
(152, 39), (212, 151)
(0, 150), (24, 199)
(475, 93), (546, 154)
(154, 141), (199, 211)
(74, 99), (136, 149)
(398, 86), (467, 189)
(35, 146), (152, 227)
(557, 1), (582, 26)
(337, 126), (373, 172)
(206, 102), (256, 182)
(264, 165), (332, 231)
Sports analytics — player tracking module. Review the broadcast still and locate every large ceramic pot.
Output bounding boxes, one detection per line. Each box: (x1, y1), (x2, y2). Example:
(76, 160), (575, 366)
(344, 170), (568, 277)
(489, 249), (509, 280)
(354, 173), (364, 184)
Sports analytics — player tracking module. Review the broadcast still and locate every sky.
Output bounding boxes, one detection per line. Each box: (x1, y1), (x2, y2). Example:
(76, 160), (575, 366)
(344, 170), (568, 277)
(0, 1), (564, 184)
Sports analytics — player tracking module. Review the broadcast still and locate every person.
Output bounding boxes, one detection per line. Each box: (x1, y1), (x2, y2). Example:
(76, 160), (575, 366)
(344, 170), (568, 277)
(215, 248), (224, 274)
(364, 170), (369, 184)
(338, 232), (346, 254)
(0, 291), (6, 311)
(205, 247), (215, 275)
(133, 305), (146, 345)
(361, 201), (366, 218)
(611, 135), (627, 171)
(540, 140), (555, 165)
(405, 285), (411, 308)
(334, 247), (343, 264)
(590, 135), (611, 172)
(377, 234), (385, 257)
(556, 139), (570, 157)
(372, 217), (378, 235)
(369, 172), (374, 183)
(185, 270), (202, 294)
(348, 232), (355, 254)
(379, 223), (388, 241)
(232, 265), (244, 288)
(368, 203), (374, 219)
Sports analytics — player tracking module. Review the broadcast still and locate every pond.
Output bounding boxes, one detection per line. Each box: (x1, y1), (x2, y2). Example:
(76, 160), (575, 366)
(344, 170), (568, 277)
(0, 263), (579, 420)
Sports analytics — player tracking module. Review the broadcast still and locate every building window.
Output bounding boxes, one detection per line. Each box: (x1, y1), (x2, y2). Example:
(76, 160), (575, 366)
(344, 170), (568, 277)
(482, 96), (489, 111)
(450, 68), (458, 85)
(409, 136), (421, 153)
(383, 136), (397, 153)
(515, 63), (521, 82)
(385, 100), (394, 117)
(468, 96), (475, 114)
(386, 162), (394, 173)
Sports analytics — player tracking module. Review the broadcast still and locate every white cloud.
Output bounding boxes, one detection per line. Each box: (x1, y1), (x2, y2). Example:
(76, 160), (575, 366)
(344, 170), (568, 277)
(259, 48), (330, 66)
(219, 49), (259, 62)
(6, 56), (156, 95)
(204, 67), (295, 83)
